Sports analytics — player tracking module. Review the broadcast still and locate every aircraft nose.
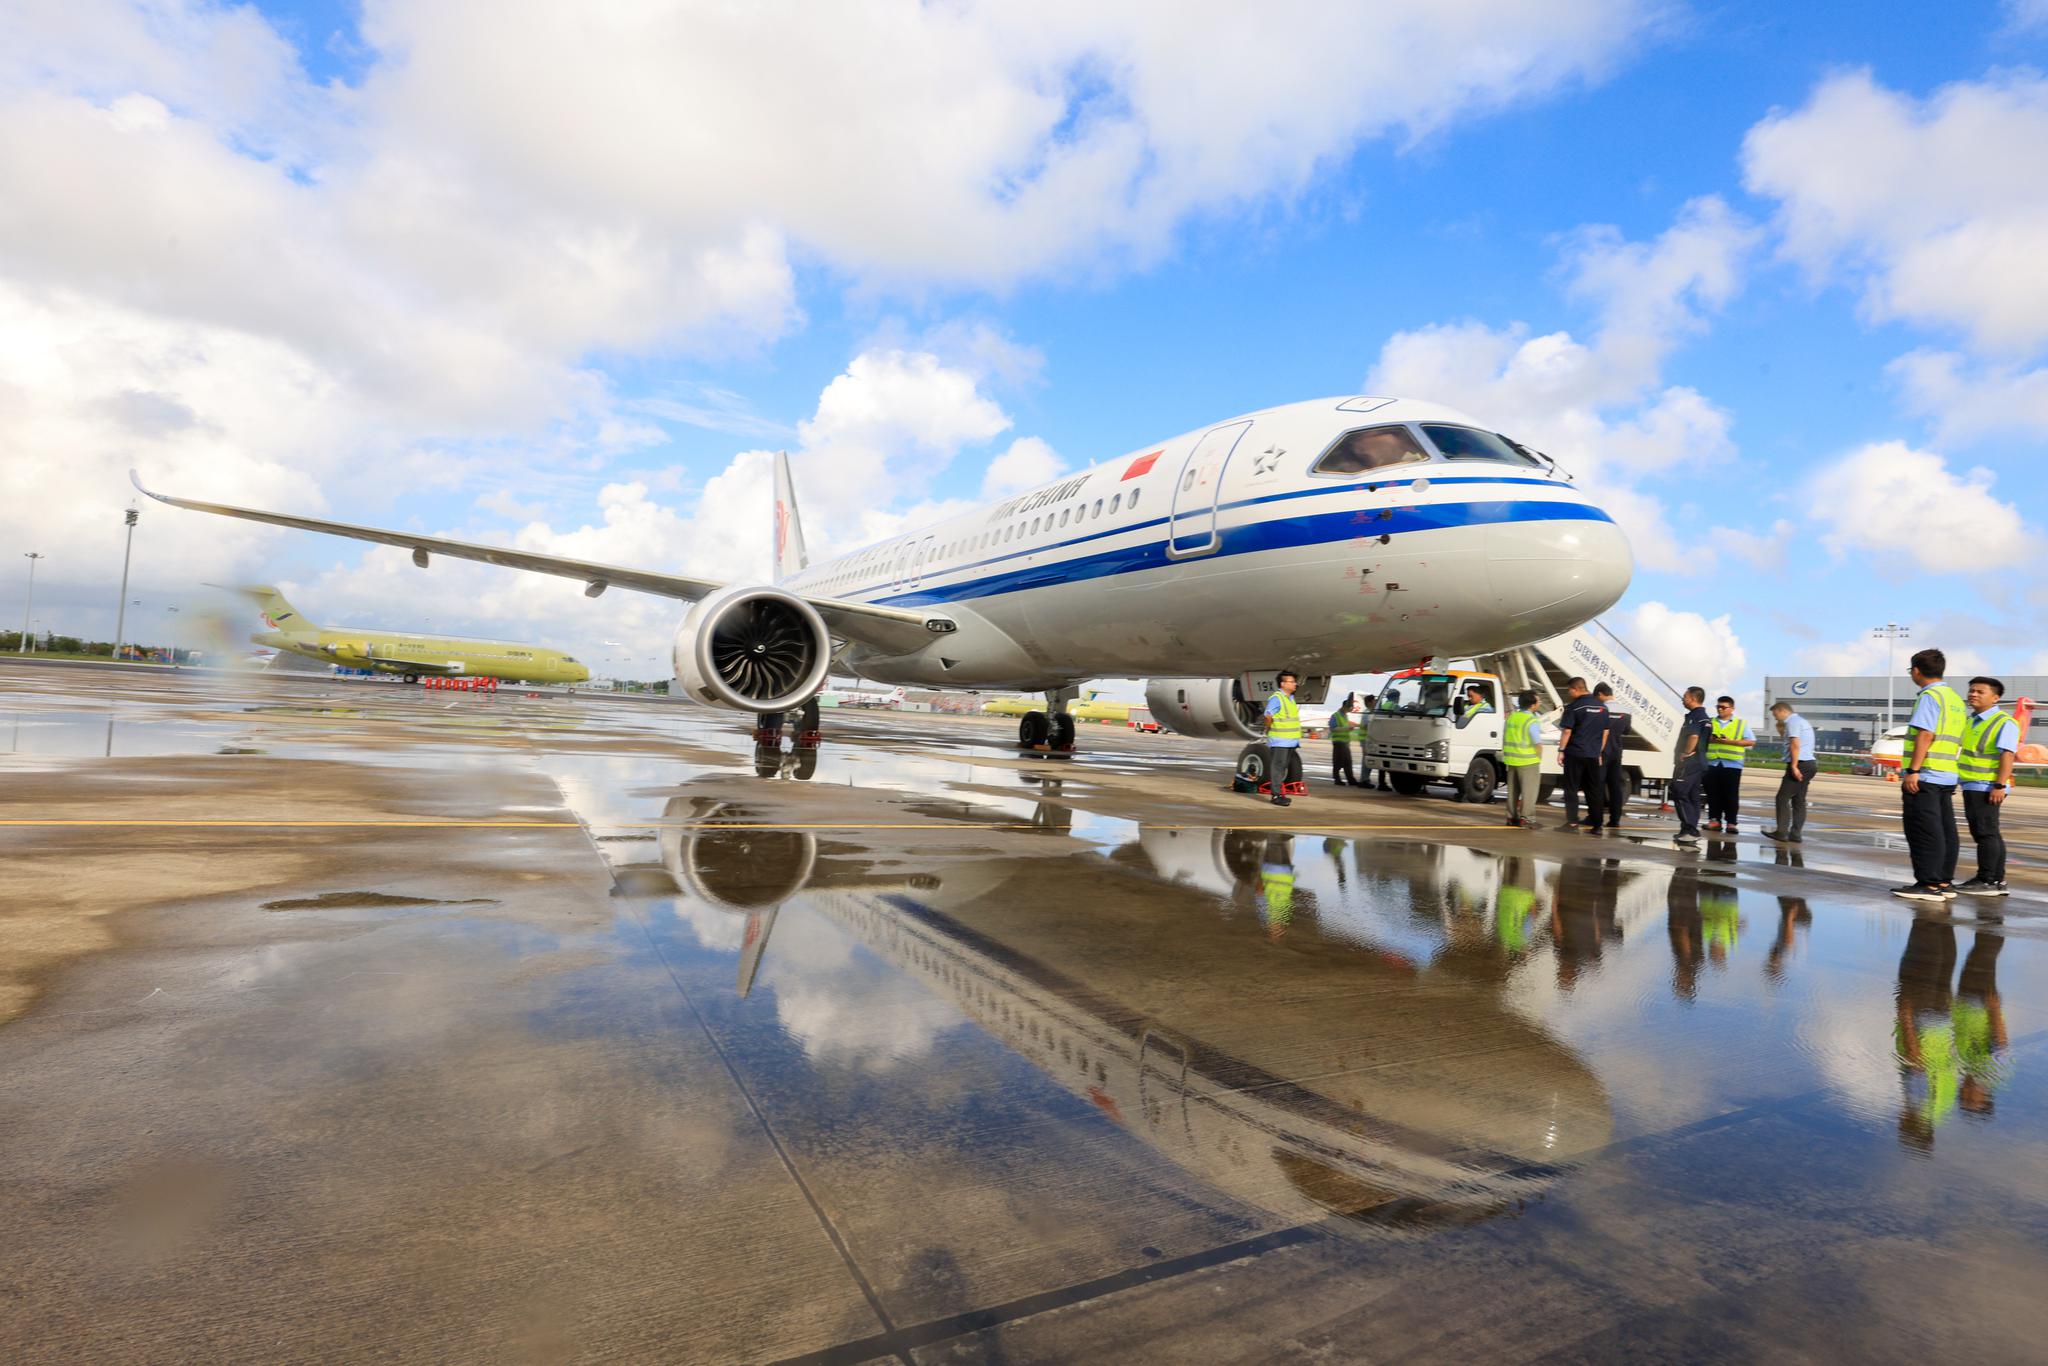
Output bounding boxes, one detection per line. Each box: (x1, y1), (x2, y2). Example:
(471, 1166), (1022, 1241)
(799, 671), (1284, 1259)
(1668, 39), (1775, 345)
(1484, 517), (1632, 634)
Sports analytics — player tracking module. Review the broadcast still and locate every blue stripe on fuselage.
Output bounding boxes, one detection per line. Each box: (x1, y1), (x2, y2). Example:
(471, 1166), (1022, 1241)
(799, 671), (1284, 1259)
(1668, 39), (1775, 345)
(799, 472), (1576, 601)
(871, 498), (1613, 608)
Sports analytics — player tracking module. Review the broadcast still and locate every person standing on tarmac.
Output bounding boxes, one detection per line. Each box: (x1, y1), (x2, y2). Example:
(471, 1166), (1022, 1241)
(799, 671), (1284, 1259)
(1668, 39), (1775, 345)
(1594, 682), (1631, 828)
(1328, 692), (1361, 787)
(1502, 690), (1546, 827)
(1764, 700), (1818, 844)
(1703, 696), (1754, 832)
(1956, 676), (2018, 898)
(1263, 670), (1303, 808)
(1671, 686), (1711, 847)
(1557, 676), (1609, 832)
(1893, 648), (1968, 902)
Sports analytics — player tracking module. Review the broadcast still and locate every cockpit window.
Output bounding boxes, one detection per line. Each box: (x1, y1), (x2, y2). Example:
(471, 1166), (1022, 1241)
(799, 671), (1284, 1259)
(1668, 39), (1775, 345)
(1421, 424), (1541, 466)
(1310, 424), (1430, 476)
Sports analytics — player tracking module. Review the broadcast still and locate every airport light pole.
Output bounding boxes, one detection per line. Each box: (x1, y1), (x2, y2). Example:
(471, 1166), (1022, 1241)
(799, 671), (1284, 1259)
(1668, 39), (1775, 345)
(166, 605), (180, 665)
(112, 506), (139, 663)
(1873, 622), (1910, 735)
(18, 552), (43, 653)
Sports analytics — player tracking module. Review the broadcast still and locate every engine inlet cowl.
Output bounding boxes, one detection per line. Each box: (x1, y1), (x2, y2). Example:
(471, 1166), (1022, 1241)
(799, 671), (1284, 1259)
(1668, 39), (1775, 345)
(673, 586), (832, 712)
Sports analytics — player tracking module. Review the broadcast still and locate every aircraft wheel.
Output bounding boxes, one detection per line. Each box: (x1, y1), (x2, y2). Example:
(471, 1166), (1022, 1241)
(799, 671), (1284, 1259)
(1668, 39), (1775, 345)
(1389, 772), (1426, 797)
(1050, 712), (1077, 751)
(1018, 711), (1051, 747)
(1235, 744), (1267, 786)
(403, 672), (419, 684)
(1457, 756), (1499, 804)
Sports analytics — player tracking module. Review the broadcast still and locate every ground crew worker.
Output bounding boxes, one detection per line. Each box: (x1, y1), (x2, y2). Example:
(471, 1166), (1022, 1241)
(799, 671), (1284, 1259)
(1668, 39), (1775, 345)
(1327, 692), (1361, 787)
(1764, 700), (1818, 844)
(1457, 684), (1494, 727)
(1257, 834), (1296, 939)
(1893, 648), (1968, 902)
(1594, 682), (1631, 827)
(1957, 676), (2018, 897)
(1502, 690), (1545, 827)
(1495, 857), (1538, 953)
(1670, 686), (1710, 846)
(1556, 676), (1608, 831)
(1703, 695), (1753, 832)
(1262, 670), (1303, 808)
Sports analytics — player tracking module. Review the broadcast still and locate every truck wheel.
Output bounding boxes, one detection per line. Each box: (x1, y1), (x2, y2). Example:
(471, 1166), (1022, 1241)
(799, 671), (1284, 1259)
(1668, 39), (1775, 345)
(1018, 711), (1051, 747)
(1389, 773), (1425, 797)
(1538, 776), (1558, 806)
(1458, 756), (1498, 804)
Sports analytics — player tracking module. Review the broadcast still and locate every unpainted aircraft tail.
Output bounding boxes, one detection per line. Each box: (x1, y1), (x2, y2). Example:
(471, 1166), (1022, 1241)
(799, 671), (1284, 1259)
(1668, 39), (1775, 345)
(229, 585), (315, 637)
(773, 451), (808, 583)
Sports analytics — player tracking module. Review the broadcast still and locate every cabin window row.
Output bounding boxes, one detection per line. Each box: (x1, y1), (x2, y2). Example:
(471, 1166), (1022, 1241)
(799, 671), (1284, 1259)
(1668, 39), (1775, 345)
(818, 486), (1144, 589)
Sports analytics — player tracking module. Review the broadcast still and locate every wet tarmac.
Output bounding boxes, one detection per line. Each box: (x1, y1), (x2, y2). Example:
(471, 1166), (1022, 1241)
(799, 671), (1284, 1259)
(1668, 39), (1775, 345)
(4, 660), (2047, 1363)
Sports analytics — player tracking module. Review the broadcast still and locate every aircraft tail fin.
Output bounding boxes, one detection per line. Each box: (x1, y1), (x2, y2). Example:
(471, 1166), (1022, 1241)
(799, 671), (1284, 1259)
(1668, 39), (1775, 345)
(773, 451), (808, 583)
(224, 584), (315, 636)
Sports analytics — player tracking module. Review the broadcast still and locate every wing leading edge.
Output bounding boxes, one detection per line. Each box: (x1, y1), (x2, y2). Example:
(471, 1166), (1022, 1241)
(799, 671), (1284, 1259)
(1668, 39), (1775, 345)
(132, 473), (947, 655)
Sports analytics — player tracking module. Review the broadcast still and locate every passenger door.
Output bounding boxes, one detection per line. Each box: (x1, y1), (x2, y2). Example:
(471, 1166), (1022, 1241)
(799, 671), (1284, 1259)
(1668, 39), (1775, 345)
(1166, 420), (1253, 558)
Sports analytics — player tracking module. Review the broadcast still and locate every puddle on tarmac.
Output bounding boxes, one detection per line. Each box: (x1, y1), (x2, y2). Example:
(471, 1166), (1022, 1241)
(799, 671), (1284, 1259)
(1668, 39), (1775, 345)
(593, 800), (2047, 1250)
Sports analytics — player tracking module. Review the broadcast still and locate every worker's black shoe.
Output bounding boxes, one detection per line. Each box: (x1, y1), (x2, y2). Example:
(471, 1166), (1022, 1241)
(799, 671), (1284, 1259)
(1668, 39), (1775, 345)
(1937, 883), (1958, 899)
(1271, 796), (1292, 807)
(1957, 878), (2009, 897)
(1891, 883), (1944, 902)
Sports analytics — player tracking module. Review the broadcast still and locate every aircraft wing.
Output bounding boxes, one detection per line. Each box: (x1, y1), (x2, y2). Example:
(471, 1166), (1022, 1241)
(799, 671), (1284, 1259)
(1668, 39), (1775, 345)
(134, 473), (945, 654)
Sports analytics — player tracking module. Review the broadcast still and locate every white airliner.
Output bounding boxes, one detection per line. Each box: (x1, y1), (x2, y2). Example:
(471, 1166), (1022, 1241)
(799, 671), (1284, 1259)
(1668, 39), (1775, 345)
(134, 395), (1631, 749)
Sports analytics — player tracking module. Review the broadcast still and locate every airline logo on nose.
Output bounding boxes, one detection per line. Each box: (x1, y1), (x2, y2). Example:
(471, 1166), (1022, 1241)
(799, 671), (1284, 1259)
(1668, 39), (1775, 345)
(1121, 451), (1160, 480)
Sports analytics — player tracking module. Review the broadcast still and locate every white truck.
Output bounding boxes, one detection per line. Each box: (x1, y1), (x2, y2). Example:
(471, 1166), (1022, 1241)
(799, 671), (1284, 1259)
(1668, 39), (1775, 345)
(1360, 621), (1680, 804)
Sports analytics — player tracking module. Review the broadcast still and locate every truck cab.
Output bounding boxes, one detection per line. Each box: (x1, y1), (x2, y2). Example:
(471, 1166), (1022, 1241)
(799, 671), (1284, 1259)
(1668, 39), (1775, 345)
(1366, 669), (1513, 802)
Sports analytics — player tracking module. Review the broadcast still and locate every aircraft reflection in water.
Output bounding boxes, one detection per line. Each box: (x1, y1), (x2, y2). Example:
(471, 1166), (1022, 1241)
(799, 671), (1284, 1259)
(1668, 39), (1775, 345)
(1895, 921), (2012, 1152)
(639, 795), (1615, 1233)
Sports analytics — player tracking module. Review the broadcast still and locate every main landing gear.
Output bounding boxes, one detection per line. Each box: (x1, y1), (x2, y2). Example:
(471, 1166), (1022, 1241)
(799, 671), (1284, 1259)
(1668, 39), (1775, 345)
(753, 695), (823, 777)
(1017, 687), (1080, 753)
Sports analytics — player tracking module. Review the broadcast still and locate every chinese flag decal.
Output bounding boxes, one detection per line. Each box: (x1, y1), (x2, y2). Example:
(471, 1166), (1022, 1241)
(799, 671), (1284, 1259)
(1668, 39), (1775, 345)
(1121, 450), (1161, 480)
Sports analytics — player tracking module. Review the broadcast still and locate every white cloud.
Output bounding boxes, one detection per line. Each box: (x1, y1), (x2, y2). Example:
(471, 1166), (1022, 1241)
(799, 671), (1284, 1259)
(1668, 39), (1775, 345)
(982, 437), (1069, 497)
(1889, 349), (2048, 441)
(1806, 440), (2034, 574)
(1707, 519), (1796, 572)
(1609, 600), (1747, 694)
(0, 0), (1664, 645)
(1743, 69), (2048, 356)
(2006, 0), (2048, 32)
(1367, 196), (1760, 570)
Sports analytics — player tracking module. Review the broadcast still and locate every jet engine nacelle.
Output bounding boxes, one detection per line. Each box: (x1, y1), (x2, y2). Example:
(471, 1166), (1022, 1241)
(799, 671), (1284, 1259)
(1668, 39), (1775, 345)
(673, 585), (832, 713)
(1143, 677), (1265, 741)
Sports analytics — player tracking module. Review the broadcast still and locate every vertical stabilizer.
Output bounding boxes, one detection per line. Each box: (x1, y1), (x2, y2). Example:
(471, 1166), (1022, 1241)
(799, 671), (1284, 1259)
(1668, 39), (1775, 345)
(773, 451), (809, 582)
(229, 585), (315, 637)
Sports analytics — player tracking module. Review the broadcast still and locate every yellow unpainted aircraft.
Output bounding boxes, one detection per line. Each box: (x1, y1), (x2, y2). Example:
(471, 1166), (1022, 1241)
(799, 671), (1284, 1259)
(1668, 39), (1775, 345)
(230, 586), (590, 685)
(982, 687), (1132, 723)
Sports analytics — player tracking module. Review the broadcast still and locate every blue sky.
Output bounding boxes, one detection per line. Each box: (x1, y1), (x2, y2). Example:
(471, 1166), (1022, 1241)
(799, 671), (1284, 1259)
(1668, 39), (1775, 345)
(3, 1), (2044, 692)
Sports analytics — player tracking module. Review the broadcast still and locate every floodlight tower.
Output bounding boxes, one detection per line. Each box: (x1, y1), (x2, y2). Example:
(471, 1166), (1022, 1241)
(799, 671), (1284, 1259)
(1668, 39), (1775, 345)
(18, 552), (43, 653)
(113, 505), (139, 662)
(1873, 622), (1911, 737)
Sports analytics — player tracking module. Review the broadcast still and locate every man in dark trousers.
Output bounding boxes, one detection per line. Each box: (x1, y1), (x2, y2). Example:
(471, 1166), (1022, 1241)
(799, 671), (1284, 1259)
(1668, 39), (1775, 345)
(1670, 686), (1710, 847)
(1556, 676), (1609, 832)
(1595, 682), (1631, 827)
(1893, 648), (1968, 901)
(1957, 676), (2018, 897)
